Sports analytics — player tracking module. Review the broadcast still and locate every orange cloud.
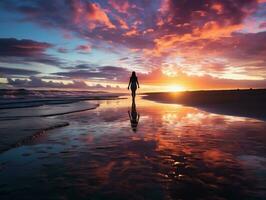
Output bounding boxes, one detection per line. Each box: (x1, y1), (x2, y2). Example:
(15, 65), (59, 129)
(72, 1), (115, 30)
(211, 3), (223, 14)
(87, 3), (116, 29)
(143, 28), (154, 34)
(149, 21), (242, 56)
(116, 16), (129, 29)
(123, 29), (138, 37)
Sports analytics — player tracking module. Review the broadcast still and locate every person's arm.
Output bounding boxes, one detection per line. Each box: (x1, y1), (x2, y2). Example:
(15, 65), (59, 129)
(128, 78), (131, 90)
(137, 78), (140, 88)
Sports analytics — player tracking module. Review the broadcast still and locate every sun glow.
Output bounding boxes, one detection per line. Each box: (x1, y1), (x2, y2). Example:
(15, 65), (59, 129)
(166, 85), (185, 92)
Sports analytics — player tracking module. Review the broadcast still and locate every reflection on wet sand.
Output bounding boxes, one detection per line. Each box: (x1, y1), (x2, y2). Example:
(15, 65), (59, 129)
(0, 96), (266, 200)
(128, 100), (140, 132)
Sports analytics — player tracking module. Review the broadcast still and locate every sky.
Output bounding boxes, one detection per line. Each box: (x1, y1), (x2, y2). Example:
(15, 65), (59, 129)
(0, 0), (266, 92)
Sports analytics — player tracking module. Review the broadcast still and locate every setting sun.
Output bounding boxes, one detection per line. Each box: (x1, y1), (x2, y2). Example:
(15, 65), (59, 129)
(166, 85), (185, 92)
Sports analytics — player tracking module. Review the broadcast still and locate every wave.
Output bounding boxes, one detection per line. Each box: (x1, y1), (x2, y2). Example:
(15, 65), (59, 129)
(0, 89), (120, 109)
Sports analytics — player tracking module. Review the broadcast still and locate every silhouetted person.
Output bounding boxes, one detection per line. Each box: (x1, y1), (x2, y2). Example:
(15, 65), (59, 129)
(128, 71), (139, 101)
(128, 100), (140, 132)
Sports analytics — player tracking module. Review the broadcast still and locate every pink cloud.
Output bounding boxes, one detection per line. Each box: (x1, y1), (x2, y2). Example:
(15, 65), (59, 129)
(109, 0), (130, 13)
(259, 22), (266, 29)
(75, 44), (91, 53)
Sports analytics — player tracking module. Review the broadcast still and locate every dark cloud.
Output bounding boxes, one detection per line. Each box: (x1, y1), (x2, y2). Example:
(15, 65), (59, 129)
(0, 38), (52, 57)
(7, 76), (120, 90)
(202, 31), (266, 62)
(53, 65), (131, 82)
(73, 64), (91, 70)
(0, 66), (40, 76)
(59, 63), (100, 70)
(0, 38), (61, 66)
(57, 48), (68, 53)
(168, 0), (256, 25)
(119, 57), (129, 61)
(259, 22), (266, 29)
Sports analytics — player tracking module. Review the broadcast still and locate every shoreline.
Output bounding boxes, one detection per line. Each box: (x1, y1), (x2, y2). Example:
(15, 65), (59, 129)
(0, 93), (122, 153)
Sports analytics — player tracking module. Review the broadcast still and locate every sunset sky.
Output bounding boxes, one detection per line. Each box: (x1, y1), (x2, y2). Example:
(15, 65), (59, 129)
(0, 0), (266, 92)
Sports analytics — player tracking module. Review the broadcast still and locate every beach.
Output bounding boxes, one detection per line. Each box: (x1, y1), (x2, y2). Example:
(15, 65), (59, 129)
(0, 91), (266, 199)
(2, 0), (266, 199)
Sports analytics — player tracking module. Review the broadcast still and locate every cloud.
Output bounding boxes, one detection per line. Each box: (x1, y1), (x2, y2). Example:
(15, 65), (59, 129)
(157, 0), (257, 29)
(108, 0), (131, 14)
(53, 65), (131, 82)
(7, 0), (116, 30)
(7, 76), (120, 90)
(0, 0), (154, 50)
(75, 45), (91, 53)
(0, 0), (258, 50)
(138, 68), (266, 89)
(0, 38), (61, 66)
(146, 30), (266, 79)
(0, 66), (40, 76)
(5, 64), (265, 90)
(57, 48), (68, 53)
(72, 64), (91, 70)
(0, 0), (265, 89)
(53, 63), (266, 89)
(59, 63), (100, 70)
(119, 57), (129, 61)
(259, 21), (266, 28)
(0, 38), (52, 57)
(202, 31), (266, 60)
(115, 16), (129, 29)
(86, 2), (116, 29)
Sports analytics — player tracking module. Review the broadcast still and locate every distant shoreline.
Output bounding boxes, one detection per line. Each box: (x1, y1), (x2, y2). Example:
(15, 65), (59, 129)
(143, 89), (266, 121)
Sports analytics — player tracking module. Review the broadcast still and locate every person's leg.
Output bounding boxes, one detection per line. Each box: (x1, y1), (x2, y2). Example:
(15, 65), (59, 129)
(132, 89), (136, 100)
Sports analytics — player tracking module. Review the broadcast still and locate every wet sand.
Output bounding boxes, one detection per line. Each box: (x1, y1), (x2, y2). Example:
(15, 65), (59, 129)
(0, 118), (69, 152)
(143, 89), (266, 121)
(0, 96), (266, 200)
(0, 91), (120, 152)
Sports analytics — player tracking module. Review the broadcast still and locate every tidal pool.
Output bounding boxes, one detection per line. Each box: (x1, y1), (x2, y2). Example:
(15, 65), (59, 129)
(0, 96), (266, 200)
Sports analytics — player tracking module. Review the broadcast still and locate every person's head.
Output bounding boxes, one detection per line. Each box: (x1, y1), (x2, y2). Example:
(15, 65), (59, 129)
(131, 71), (136, 77)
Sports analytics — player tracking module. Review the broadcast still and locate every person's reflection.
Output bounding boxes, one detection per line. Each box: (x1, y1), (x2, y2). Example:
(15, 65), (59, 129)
(128, 100), (140, 132)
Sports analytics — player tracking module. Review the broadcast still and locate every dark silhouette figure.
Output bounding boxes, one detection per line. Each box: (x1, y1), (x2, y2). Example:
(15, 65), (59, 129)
(128, 71), (139, 101)
(128, 100), (140, 132)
